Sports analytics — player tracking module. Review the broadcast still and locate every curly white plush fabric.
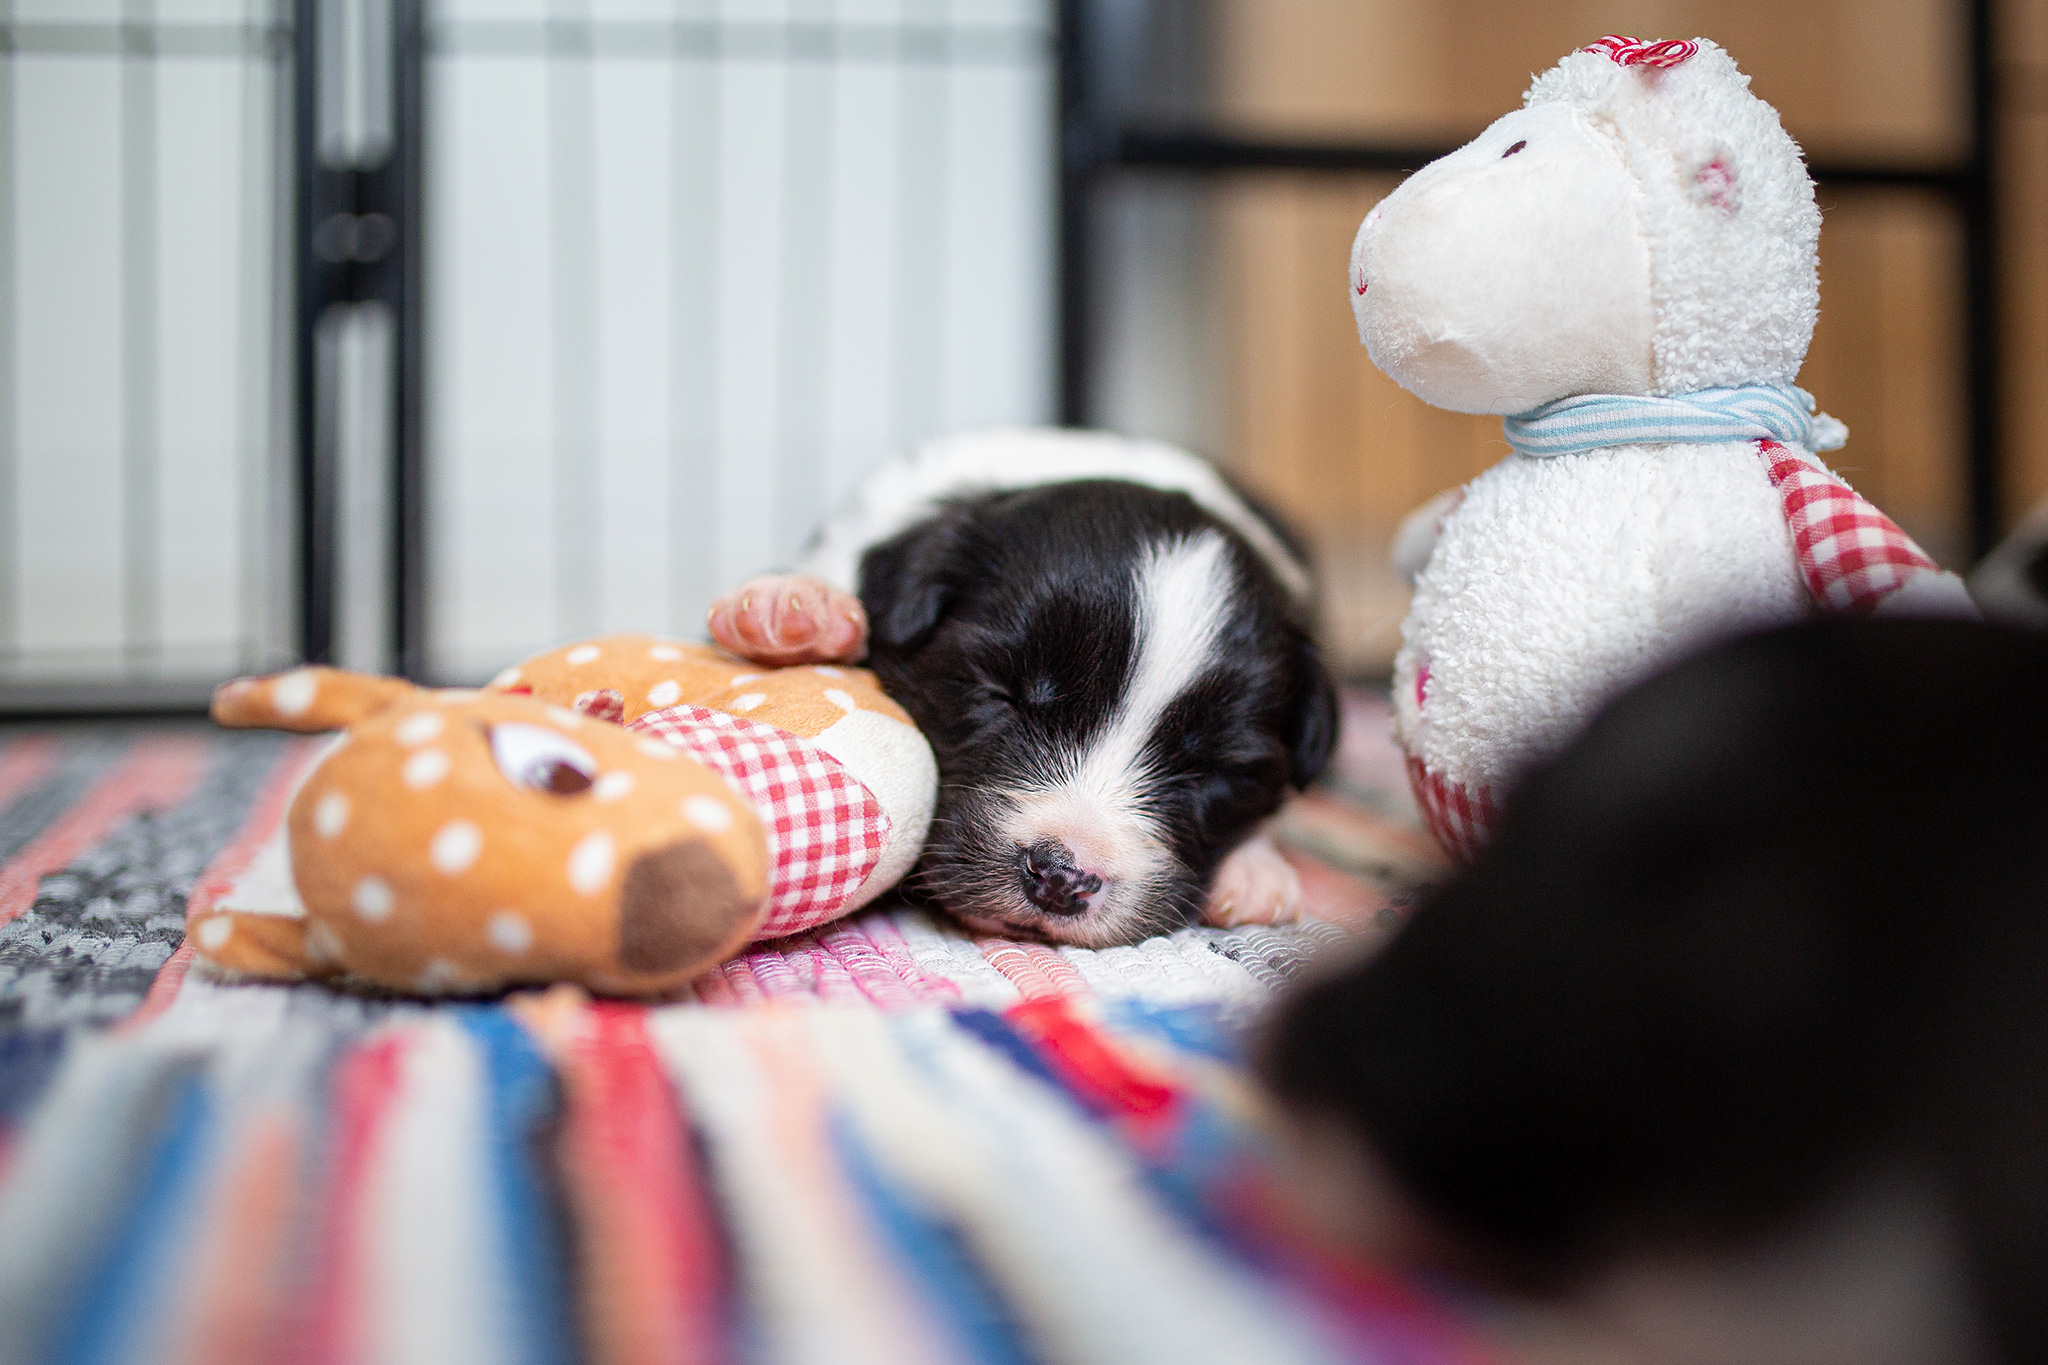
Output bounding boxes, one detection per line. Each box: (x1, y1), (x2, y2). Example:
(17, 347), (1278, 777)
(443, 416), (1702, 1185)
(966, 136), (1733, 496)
(1390, 440), (1809, 793)
(1525, 39), (1821, 396)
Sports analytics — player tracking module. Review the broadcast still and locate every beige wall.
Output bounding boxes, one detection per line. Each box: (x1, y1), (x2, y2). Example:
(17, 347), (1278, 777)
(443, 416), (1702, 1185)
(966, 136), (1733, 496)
(1190, 0), (2044, 672)
(2011, 0), (2048, 521)
(1210, 0), (1968, 161)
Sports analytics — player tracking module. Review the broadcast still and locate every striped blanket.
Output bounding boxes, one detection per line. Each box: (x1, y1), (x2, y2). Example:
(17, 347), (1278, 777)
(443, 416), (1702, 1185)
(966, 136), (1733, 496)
(0, 698), (1484, 1365)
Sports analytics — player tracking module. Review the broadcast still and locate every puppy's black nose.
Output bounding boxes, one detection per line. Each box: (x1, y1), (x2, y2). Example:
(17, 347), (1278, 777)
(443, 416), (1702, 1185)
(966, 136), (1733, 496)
(1019, 840), (1102, 916)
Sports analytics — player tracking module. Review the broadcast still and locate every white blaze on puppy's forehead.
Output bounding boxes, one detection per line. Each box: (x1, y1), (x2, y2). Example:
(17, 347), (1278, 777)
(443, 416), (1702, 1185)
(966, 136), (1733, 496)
(1083, 530), (1235, 789)
(999, 531), (1239, 932)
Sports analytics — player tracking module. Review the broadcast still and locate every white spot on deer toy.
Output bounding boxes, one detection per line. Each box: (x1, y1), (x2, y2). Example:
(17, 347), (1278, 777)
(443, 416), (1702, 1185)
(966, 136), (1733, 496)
(1351, 36), (1975, 859)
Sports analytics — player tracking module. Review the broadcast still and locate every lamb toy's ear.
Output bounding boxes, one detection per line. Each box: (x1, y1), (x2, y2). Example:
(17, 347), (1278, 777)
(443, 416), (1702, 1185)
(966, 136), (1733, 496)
(211, 666), (416, 733)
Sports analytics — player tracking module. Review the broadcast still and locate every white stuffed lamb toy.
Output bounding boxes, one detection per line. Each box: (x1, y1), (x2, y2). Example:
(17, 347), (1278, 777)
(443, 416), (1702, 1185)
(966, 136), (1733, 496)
(1351, 35), (1974, 859)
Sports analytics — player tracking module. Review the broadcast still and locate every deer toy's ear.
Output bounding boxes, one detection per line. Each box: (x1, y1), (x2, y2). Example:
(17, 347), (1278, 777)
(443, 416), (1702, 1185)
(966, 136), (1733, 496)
(211, 666), (417, 733)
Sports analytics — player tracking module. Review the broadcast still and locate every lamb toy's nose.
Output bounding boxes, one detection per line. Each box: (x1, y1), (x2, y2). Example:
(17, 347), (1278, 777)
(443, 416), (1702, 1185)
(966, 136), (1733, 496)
(1019, 840), (1102, 917)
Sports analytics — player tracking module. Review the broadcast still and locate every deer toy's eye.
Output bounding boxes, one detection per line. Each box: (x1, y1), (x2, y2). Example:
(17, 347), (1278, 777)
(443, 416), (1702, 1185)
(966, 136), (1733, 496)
(1502, 140), (1527, 158)
(490, 722), (598, 795)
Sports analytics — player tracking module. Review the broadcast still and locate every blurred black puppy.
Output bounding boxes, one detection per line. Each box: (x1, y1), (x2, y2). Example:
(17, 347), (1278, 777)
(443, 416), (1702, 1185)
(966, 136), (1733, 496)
(1262, 618), (2048, 1364)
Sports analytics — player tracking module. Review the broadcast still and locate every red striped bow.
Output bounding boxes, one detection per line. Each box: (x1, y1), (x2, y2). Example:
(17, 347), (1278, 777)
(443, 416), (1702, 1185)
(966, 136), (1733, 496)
(1581, 35), (1699, 69)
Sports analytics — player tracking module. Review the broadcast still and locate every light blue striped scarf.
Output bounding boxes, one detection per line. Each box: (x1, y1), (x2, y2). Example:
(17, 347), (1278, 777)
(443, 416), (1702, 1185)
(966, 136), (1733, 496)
(1502, 385), (1849, 458)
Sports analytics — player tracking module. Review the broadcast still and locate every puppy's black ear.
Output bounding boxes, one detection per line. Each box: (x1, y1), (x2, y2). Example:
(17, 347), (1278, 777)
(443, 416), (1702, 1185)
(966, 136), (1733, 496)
(1286, 632), (1340, 789)
(857, 506), (971, 652)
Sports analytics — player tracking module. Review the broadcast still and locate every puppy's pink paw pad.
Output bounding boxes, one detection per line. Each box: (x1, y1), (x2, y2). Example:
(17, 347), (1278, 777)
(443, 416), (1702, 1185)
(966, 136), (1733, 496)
(708, 575), (868, 665)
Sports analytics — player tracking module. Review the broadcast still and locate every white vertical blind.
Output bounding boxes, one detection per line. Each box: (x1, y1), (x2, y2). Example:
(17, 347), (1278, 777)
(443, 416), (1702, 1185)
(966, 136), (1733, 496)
(11, 54), (127, 669)
(423, 0), (1055, 682)
(0, 0), (288, 693)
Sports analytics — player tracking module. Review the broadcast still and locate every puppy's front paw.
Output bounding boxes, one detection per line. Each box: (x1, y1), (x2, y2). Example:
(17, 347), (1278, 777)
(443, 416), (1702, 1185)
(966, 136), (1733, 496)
(1202, 835), (1302, 928)
(707, 574), (868, 666)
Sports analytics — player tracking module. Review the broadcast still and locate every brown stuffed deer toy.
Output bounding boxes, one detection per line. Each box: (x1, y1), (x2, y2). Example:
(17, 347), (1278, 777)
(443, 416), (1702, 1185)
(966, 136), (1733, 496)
(198, 635), (935, 996)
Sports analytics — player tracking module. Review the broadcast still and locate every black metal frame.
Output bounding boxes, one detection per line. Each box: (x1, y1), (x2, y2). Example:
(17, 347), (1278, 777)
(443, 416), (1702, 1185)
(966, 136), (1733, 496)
(292, 0), (426, 678)
(1963, 0), (2003, 564)
(1057, 3), (2008, 561)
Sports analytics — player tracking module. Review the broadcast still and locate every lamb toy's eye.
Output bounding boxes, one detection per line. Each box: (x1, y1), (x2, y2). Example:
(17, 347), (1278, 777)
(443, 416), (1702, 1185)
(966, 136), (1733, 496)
(489, 722), (597, 794)
(1502, 140), (1527, 158)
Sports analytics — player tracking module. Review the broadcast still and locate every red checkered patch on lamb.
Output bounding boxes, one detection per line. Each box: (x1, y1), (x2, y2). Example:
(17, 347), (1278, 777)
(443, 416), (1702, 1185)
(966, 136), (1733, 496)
(1758, 439), (1941, 614)
(1406, 753), (1499, 863)
(629, 703), (890, 940)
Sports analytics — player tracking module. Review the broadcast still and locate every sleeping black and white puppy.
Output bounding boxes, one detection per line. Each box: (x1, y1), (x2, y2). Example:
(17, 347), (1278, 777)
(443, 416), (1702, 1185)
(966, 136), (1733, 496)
(706, 429), (1339, 947)
(1261, 617), (2048, 1365)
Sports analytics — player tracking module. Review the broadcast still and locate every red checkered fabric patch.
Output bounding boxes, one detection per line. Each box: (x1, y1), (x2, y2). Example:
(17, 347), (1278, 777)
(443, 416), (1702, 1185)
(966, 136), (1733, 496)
(1406, 753), (1498, 863)
(628, 704), (890, 940)
(1758, 440), (1940, 613)
(572, 688), (625, 723)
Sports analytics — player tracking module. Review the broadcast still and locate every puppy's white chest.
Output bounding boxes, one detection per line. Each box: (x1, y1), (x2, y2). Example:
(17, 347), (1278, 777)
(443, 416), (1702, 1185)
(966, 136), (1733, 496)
(1394, 442), (1807, 789)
